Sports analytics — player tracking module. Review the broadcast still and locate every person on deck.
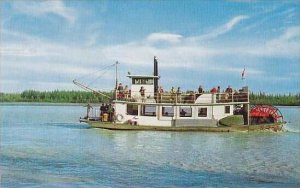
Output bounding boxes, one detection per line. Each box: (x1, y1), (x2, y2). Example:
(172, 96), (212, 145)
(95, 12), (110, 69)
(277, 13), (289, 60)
(105, 104), (109, 113)
(177, 87), (182, 103)
(139, 86), (145, 101)
(85, 103), (92, 119)
(124, 85), (129, 99)
(198, 85), (204, 93)
(159, 86), (164, 93)
(107, 104), (115, 122)
(158, 86), (164, 103)
(225, 85), (233, 102)
(170, 87), (176, 102)
(100, 103), (105, 120)
(117, 83), (124, 99)
(180, 109), (186, 117)
(210, 87), (217, 93)
(225, 85), (233, 94)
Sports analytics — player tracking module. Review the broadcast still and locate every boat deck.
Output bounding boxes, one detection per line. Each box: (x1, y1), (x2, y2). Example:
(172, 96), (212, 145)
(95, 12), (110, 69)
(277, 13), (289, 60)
(81, 119), (284, 132)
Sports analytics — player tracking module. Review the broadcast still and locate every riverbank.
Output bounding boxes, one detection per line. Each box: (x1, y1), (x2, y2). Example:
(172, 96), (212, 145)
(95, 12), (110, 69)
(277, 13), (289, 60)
(0, 102), (86, 106)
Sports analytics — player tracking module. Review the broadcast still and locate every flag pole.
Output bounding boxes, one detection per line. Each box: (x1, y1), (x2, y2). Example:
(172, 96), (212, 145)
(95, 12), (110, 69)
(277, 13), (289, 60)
(241, 66), (246, 87)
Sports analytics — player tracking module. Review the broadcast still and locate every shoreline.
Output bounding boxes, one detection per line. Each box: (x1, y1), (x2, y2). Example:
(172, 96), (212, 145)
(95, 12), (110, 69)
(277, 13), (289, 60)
(0, 102), (86, 106)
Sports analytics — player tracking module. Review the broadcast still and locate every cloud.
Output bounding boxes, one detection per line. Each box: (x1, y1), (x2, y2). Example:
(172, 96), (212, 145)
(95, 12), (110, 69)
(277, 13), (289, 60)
(191, 15), (249, 41)
(1, 14), (299, 93)
(11, 0), (76, 24)
(246, 25), (300, 58)
(146, 33), (183, 44)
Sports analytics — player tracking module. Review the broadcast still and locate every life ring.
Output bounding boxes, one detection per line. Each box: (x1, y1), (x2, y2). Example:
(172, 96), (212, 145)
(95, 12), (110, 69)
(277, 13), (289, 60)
(116, 114), (124, 122)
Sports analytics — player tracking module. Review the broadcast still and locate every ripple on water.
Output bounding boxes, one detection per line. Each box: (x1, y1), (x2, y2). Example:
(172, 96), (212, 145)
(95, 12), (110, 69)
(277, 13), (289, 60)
(1, 105), (300, 187)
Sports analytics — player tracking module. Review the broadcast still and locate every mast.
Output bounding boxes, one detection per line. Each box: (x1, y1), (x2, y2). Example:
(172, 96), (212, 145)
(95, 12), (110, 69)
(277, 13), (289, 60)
(115, 61), (119, 90)
(115, 61), (119, 100)
(154, 56), (158, 93)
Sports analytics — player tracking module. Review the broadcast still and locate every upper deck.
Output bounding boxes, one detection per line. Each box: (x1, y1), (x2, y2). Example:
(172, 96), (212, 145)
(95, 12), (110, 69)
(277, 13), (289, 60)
(115, 60), (249, 105)
(115, 89), (249, 105)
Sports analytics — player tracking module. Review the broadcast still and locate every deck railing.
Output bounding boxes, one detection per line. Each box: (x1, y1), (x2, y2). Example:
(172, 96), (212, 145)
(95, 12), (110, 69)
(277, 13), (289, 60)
(115, 90), (249, 104)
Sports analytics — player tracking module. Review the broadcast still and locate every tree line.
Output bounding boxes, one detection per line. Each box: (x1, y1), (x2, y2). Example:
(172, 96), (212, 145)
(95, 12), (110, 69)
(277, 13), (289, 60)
(249, 92), (300, 106)
(0, 90), (113, 103)
(0, 90), (299, 105)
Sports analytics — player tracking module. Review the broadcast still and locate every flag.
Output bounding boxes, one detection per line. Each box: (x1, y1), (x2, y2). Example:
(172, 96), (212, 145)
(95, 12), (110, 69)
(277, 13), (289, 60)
(241, 67), (245, 80)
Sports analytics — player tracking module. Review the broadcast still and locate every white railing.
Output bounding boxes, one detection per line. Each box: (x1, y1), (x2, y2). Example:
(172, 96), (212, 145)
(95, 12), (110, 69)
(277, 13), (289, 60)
(115, 90), (249, 104)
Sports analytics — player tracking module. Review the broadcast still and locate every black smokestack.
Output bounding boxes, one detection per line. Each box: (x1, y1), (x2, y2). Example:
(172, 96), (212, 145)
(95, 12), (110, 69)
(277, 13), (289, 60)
(154, 56), (158, 93)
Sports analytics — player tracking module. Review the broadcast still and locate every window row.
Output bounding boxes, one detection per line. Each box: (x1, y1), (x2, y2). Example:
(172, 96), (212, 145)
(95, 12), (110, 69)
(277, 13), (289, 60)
(126, 105), (231, 117)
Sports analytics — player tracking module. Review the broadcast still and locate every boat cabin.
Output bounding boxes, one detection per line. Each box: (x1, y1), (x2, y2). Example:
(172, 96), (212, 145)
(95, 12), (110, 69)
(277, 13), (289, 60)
(127, 75), (159, 99)
(110, 58), (250, 127)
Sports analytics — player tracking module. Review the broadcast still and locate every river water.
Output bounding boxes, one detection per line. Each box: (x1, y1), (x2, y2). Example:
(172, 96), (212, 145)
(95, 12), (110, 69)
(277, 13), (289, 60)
(0, 104), (299, 187)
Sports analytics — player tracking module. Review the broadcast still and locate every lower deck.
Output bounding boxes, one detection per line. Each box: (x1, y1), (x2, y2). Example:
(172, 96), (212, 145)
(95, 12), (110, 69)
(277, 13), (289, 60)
(86, 101), (250, 127)
(81, 119), (284, 132)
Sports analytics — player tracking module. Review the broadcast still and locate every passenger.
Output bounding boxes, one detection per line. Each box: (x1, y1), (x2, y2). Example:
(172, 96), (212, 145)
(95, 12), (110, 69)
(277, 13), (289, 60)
(100, 103), (105, 119)
(216, 86), (221, 102)
(108, 104), (113, 122)
(159, 86), (164, 93)
(225, 85), (233, 94)
(117, 83), (124, 91)
(158, 86), (164, 103)
(198, 85), (204, 93)
(105, 103), (109, 113)
(85, 103), (92, 119)
(180, 109), (186, 117)
(177, 87), (182, 103)
(210, 87), (217, 93)
(117, 83), (124, 99)
(170, 86), (176, 94)
(225, 85), (233, 102)
(124, 85), (129, 99)
(170, 87), (176, 102)
(185, 91), (195, 103)
(139, 86), (145, 97)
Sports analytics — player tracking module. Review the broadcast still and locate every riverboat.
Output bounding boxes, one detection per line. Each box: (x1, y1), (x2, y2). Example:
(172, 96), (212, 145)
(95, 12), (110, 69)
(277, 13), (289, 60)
(75, 57), (285, 132)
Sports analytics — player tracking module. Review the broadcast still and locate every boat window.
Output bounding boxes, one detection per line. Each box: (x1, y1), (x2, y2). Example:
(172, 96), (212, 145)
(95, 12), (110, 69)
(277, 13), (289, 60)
(179, 107), (192, 117)
(127, 104), (138, 115)
(198, 108), (207, 117)
(141, 105), (156, 116)
(162, 106), (174, 117)
(225, 106), (230, 114)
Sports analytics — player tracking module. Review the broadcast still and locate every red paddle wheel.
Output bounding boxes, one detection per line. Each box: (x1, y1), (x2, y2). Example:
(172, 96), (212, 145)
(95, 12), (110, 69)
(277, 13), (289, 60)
(250, 105), (283, 124)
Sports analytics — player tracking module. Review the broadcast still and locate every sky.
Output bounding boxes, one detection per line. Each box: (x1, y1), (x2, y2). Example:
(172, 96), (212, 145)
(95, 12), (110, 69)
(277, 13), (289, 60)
(1, 0), (300, 94)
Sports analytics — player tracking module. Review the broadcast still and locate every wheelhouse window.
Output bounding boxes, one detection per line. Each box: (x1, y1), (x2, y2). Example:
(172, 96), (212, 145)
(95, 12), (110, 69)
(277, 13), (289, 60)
(162, 106), (174, 117)
(127, 104), (138, 115)
(141, 105), (156, 116)
(179, 107), (192, 117)
(225, 106), (230, 114)
(198, 108), (207, 117)
(132, 78), (154, 85)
